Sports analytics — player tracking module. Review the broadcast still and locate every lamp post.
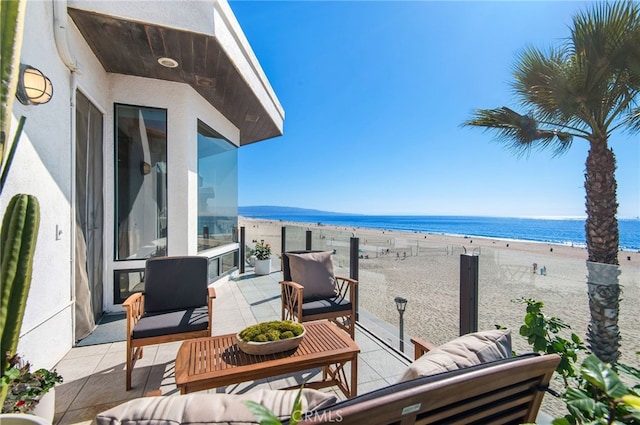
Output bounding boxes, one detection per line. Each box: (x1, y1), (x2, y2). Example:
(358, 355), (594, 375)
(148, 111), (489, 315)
(394, 296), (407, 352)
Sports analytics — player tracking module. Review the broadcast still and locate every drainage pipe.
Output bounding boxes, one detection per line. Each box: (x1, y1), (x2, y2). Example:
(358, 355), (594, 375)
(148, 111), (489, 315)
(52, 0), (79, 72)
(52, 0), (80, 343)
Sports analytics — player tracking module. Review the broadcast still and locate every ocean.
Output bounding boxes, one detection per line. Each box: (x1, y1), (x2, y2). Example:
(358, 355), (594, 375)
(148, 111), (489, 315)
(239, 212), (640, 251)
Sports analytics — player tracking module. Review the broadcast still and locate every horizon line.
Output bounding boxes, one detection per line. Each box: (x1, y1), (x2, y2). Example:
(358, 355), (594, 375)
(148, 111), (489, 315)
(238, 206), (640, 221)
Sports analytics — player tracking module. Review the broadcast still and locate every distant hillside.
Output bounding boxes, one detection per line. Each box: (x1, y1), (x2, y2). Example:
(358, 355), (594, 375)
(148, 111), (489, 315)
(239, 205), (346, 217)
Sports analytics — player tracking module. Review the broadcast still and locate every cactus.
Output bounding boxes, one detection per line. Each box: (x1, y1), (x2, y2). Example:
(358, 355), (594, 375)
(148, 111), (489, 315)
(1, 0), (27, 163)
(0, 194), (40, 374)
(0, 0), (42, 410)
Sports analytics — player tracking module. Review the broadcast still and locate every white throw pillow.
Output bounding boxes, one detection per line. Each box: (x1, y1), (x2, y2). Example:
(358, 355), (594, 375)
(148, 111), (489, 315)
(397, 329), (512, 382)
(95, 388), (337, 425)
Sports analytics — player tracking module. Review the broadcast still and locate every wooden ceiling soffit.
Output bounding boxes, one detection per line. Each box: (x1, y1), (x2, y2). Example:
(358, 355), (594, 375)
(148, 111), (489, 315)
(68, 7), (281, 144)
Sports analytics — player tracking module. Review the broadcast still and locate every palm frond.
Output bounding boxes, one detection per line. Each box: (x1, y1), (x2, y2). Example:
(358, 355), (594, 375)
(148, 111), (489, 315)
(569, 1), (640, 129)
(464, 1), (640, 159)
(463, 107), (573, 157)
(512, 46), (566, 119)
(622, 106), (640, 133)
(511, 45), (598, 133)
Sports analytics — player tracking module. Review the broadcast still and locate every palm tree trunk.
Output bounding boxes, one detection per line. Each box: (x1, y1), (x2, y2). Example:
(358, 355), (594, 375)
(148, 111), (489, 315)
(584, 140), (621, 364)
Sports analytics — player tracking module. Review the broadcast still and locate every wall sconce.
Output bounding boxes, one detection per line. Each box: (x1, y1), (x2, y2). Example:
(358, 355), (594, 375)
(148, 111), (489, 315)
(15, 64), (53, 105)
(140, 161), (151, 175)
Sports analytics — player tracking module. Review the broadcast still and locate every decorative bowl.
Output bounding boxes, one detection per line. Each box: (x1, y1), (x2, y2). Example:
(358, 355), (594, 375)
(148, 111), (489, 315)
(235, 323), (306, 355)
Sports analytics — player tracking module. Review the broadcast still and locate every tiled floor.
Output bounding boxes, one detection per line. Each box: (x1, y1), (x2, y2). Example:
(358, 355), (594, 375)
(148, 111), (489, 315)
(52, 270), (412, 425)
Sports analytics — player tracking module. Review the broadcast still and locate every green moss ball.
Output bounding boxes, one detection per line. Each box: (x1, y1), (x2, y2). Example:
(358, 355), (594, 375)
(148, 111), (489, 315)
(239, 321), (304, 342)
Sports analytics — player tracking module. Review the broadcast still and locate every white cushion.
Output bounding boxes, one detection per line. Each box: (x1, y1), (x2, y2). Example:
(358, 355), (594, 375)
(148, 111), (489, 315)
(398, 329), (512, 382)
(95, 389), (337, 425)
(287, 251), (338, 300)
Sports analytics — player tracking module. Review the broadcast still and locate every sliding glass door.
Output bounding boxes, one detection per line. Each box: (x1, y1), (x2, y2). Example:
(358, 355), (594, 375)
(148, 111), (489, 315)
(75, 91), (104, 338)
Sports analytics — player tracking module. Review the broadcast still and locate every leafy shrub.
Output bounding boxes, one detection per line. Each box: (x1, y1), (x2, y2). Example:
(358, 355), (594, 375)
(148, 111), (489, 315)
(508, 298), (640, 424)
(515, 298), (585, 384)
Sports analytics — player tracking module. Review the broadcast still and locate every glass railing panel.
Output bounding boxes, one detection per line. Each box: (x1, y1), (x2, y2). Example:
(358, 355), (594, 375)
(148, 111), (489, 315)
(242, 220), (283, 253)
(586, 261), (639, 366)
(477, 244), (640, 365)
(357, 233), (466, 351)
(282, 225), (307, 252)
(307, 227), (354, 270)
(241, 219), (639, 365)
(476, 245), (639, 419)
(238, 219), (472, 354)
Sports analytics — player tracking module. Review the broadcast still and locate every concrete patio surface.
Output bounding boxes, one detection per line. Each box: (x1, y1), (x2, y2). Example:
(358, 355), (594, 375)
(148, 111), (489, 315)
(52, 270), (412, 425)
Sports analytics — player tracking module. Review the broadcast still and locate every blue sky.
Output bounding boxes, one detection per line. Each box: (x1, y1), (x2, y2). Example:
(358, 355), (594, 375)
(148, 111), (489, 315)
(231, 1), (640, 218)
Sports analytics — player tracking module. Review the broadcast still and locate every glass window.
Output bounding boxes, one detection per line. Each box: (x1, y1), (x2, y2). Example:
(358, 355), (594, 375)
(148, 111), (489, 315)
(197, 120), (238, 252)
(115, 105), (168, 260)
(220, 250), (238, 274)
(114, 269), (145, 304)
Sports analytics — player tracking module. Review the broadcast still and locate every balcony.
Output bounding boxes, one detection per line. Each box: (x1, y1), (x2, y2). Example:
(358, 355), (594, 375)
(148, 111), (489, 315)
(52, 270), (413, 425)
(49, 220), (639, 424)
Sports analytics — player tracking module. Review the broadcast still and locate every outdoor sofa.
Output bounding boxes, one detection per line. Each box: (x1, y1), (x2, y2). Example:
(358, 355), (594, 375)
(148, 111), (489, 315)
(96, 329), (560, 425)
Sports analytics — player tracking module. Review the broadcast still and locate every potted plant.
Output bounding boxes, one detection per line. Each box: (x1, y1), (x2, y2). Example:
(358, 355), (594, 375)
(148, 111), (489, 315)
(253, 240), (272, 275)
(236, 320), (305, 355)
(1, 353), (62, 423)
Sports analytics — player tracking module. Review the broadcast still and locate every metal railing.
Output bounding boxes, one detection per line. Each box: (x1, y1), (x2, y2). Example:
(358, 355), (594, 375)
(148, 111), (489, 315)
(239, 224), (480, 356)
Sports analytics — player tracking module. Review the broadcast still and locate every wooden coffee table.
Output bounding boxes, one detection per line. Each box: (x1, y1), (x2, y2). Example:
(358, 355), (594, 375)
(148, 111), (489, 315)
(175, 320), (360, 398)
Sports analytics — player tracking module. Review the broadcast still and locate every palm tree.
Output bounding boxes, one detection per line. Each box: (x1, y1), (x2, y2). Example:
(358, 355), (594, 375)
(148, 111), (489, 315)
(464, 1), (640, 364)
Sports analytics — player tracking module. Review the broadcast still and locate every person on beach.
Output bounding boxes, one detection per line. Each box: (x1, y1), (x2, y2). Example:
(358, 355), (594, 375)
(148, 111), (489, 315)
(533, 263), (538, 274)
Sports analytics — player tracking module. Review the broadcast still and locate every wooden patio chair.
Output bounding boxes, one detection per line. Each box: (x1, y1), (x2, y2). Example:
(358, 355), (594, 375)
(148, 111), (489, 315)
(280, 250), (357, 339)
(123, 256), (215, 390)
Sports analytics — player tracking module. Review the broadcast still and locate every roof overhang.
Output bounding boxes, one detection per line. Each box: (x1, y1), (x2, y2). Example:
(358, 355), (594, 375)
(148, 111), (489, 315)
(67, 0), (284, 145)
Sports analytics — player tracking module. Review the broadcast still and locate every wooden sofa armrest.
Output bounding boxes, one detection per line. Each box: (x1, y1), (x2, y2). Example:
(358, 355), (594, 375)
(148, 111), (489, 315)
(280, 280), (304, 321)
(411, 336), (437, 360)
(123, 292), (144, 337)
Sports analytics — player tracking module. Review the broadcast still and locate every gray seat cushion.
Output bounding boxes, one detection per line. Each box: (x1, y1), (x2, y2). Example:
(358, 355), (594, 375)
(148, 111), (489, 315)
(301, 298), (352, 317)
(132, 307), (209, 339)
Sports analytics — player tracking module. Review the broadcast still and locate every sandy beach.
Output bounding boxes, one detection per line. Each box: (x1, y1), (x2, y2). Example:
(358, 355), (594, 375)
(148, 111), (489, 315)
(240, 216), (639, 361)
(241, 216), (640, 416)
(352, 228), (639, 359)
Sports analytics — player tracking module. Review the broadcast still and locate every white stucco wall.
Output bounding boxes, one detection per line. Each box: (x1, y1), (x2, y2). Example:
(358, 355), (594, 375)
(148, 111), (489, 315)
(4, 0), (277, 370)
(4, 0), (75, 369)
(2, 0), (116, 369)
